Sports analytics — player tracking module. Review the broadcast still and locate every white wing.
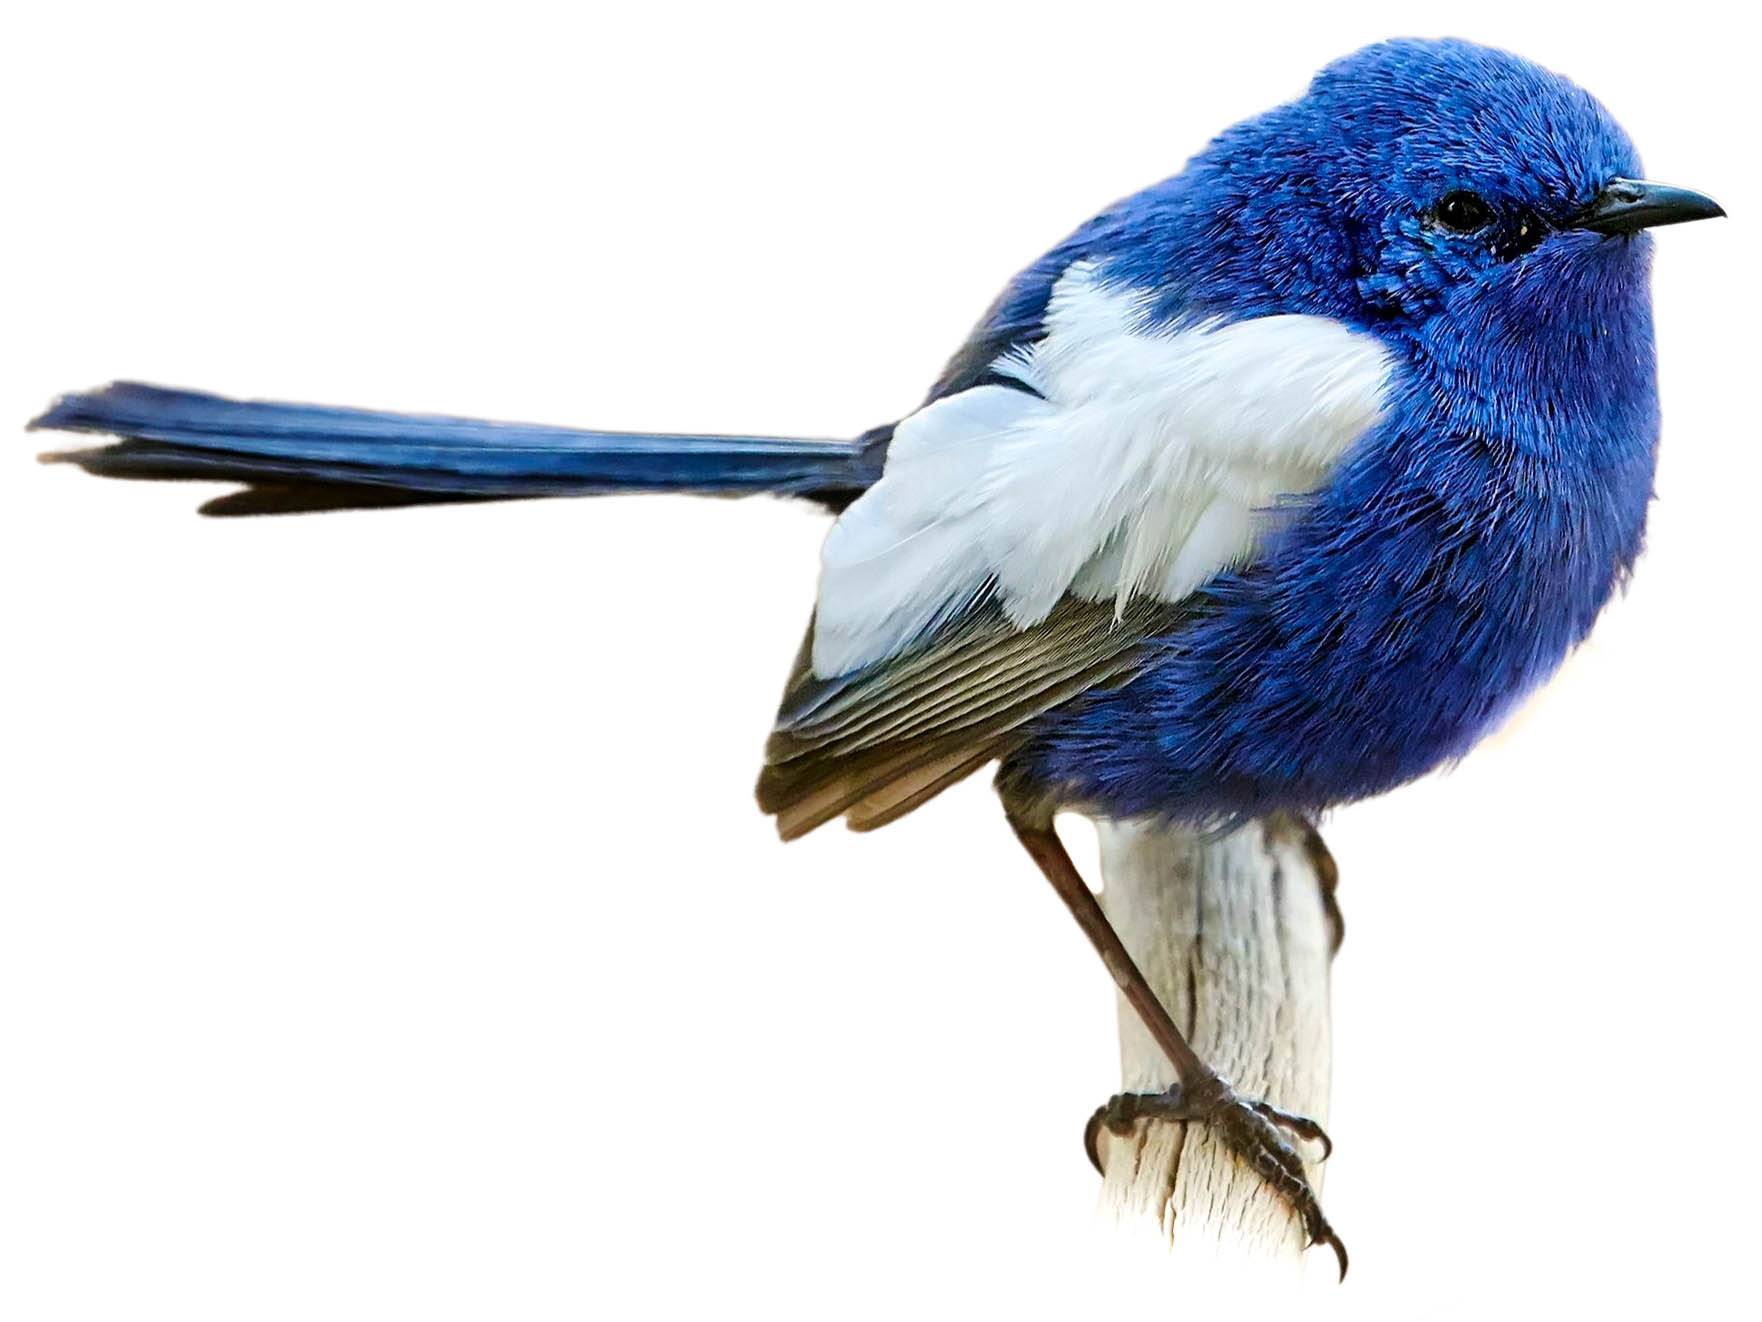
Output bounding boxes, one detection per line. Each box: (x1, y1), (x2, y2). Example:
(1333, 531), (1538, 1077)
(811, 261), (1395, 679)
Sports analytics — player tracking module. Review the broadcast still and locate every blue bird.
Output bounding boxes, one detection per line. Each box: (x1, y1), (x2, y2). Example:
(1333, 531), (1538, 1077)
(32, 38), (1723, 1274)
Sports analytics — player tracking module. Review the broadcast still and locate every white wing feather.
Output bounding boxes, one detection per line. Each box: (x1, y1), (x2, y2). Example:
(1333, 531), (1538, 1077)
(810, 262), (1394, 679)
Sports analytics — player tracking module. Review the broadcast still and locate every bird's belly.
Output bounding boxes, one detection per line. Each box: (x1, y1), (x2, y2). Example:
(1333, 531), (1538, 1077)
(1013, 627), (1549, 822)
(1010, 539), (1627, 824)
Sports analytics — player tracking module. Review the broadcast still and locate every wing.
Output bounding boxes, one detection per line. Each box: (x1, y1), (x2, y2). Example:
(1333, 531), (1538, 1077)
(758, 260), (1394, 837)
(757, 594), (1194, 838)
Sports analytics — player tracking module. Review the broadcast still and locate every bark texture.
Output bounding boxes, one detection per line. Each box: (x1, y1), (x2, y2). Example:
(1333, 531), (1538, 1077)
(1093, 814), (1341, 1264)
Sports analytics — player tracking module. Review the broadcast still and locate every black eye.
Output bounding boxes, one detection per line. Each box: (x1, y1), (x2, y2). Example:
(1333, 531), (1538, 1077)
(1434, 190), (1494, 233)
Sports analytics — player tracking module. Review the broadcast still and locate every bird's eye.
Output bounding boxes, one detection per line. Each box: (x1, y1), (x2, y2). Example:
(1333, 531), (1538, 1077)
(1434, 190), (1494, 233)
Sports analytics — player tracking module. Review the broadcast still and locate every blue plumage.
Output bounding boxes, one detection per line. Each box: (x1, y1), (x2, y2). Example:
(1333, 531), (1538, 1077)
(36, 381), (883, 513)
(33, 38), (1710, 833)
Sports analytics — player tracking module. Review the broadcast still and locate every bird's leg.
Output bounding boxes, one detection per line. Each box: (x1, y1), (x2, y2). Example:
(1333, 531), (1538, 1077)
(1004, 801), (1347, 1278)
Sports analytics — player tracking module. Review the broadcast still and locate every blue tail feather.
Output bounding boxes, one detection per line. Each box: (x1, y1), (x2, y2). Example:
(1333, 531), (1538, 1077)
(33, 382), (885, 515)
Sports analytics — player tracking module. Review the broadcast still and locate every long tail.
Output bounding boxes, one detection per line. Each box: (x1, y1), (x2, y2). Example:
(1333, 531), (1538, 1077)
(32, 382), (886, 516)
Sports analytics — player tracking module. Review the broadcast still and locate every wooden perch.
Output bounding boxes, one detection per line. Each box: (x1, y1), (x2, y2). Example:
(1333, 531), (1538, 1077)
(1090, 813), (1342, 1267)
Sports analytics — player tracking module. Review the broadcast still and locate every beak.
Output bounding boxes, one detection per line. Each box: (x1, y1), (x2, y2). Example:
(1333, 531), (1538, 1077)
(1572, 178), (1726, 235)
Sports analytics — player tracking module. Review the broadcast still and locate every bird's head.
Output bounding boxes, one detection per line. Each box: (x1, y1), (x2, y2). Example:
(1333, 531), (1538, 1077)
(1309, 40), (1718, 322)
(1156, 39), (1722, 350)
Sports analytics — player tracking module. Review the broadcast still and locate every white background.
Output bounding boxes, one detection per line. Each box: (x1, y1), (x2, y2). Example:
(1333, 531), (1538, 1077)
(3, 3), (1755, 1317)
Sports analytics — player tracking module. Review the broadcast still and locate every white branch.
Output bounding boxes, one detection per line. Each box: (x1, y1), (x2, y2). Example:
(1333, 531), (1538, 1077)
(1093, 814), (1339, 1267)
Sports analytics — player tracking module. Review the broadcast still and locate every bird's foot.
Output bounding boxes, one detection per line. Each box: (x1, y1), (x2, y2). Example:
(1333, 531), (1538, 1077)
(1084, 1074), (1347, 1279)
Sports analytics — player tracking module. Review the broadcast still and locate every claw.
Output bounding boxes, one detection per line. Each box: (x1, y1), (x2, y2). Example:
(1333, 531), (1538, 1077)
(1082, 1079), (1346, 1279)
(1250, 1098), (1333, 1160)
(1083, 1106), (1107, 1174)
(1084, 1091), (1148, 1173)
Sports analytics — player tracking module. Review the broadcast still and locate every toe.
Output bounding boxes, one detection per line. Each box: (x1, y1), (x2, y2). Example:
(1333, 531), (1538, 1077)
(1085, 1089), (1176, 1172)
(1250, 1099), (1333, 1161)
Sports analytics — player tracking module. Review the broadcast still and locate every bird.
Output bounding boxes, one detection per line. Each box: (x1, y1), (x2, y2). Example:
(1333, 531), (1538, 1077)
(32, 37), (1724, 1277)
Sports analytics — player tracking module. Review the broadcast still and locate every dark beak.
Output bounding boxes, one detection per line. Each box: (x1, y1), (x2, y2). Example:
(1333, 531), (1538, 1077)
(1572, 178), (1726, 235)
